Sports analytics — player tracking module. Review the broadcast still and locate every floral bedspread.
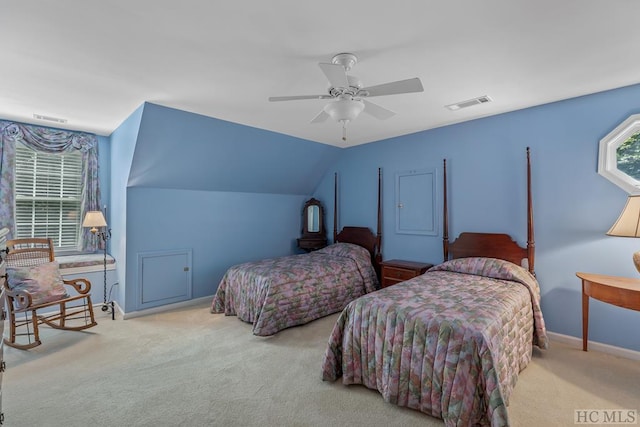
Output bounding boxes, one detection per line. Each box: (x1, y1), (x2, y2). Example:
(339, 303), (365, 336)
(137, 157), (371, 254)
(321, 257), (548, 427)
(210, 243), (379, 336)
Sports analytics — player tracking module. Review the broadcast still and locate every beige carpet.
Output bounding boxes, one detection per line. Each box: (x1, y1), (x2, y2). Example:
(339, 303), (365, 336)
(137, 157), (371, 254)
(3, 303), (639, 427)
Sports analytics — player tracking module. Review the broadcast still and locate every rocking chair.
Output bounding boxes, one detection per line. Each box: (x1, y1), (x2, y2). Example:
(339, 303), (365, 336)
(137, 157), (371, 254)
(2, 238), (97, 349)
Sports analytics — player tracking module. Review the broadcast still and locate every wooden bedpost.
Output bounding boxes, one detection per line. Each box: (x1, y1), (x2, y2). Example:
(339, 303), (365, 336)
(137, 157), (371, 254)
(443, 159), (449, 262)
(333, 172), (338, 243)
(375, 167), (383, 266)
(526, 147), (536, 274)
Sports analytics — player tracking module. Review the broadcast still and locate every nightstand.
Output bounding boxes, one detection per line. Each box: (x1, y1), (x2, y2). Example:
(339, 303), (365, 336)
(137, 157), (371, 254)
(296, 237), (327, 252)
(380, 259), (433, 288)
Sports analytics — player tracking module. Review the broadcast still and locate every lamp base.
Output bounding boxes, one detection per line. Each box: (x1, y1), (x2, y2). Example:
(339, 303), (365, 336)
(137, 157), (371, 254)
(101, 301), (115, 320)
(633, 251), (640, 273)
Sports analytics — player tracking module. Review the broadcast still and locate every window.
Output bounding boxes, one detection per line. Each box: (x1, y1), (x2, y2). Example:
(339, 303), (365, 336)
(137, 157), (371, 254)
(14, 143), (83, 251)
(598, 114), (640, 194)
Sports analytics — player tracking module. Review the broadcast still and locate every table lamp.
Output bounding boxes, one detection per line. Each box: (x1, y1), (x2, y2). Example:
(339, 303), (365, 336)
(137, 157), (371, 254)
(606, 195), (640, 272)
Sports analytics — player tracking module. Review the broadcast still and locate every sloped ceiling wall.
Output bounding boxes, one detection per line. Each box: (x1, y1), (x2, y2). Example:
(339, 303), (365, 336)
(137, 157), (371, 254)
(128, 103), (341, 194)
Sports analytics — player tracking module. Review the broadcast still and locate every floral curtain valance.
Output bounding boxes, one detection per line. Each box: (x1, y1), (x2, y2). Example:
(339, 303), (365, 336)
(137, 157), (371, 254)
(0, 120), (102, 251)
(1, 120), (96, 153)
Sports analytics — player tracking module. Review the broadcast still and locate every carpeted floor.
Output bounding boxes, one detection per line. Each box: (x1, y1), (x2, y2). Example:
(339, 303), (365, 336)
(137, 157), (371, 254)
(3, 302), (639, 427)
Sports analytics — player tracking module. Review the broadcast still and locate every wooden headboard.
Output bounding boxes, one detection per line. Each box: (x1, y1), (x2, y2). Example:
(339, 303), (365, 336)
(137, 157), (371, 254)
(333, 168), (383, 275)
(336, 226), (378, 258)
(443, 148), (536, 274)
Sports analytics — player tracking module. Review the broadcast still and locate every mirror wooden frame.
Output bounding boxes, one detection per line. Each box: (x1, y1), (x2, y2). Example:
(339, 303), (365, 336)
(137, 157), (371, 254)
(297, 198), (327, 252)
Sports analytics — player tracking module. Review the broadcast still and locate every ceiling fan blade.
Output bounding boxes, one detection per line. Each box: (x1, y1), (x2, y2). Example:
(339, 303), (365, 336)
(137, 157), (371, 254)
(268, 95), (332, 102)
(310, 110), (330, 124)
(318, 62), (349, 88)
(362, 99), (396, 120)
(359, 77), (424, 97)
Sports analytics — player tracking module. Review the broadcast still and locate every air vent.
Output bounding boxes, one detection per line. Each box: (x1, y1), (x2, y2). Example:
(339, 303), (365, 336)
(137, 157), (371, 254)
(445, 95), (492, 111)
(33, 114), (67, 124)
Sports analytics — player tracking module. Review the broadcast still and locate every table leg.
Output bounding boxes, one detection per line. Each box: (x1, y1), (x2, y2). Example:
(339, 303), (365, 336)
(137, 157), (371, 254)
(582, 284), (589, 351)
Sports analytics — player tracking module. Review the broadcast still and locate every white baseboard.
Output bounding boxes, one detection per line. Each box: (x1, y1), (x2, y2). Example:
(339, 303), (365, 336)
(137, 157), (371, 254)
(547, 331), (640, 361)
(121, 296), (213, 320)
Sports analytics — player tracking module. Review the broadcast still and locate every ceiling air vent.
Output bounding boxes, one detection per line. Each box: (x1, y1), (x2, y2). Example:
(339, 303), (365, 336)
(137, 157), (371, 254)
(446, 95), (492, 111)
(33, 113), (67, 124)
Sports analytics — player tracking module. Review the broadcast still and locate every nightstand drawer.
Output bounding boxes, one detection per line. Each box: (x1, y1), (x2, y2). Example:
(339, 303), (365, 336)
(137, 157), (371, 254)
(383, 267), (417, 282)
(380, 259), (433, 288)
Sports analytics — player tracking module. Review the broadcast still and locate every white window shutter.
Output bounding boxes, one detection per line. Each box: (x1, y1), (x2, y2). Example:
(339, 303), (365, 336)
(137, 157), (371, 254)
(14, 144), (83, 251)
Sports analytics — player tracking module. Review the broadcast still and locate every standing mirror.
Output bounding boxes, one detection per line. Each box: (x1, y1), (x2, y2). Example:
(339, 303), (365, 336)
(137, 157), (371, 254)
(297, 198), (327, 252)
(307, 205), (320, 232)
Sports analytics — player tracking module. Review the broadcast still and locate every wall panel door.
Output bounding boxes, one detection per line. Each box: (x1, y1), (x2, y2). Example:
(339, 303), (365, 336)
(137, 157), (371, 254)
(395, 169), (437, 235)
(137, 249), (192, 310)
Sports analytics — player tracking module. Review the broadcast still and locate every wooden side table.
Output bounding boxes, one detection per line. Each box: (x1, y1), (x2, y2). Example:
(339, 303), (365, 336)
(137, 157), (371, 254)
(296, 237), (327, 252)
(576, 272), (640, 351)
(380, 259), (433, 288)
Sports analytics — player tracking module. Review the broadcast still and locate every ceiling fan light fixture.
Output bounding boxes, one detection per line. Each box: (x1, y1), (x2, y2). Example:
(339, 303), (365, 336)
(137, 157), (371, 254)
(268, 52), (423, 142)
(323, 99), (365, 123)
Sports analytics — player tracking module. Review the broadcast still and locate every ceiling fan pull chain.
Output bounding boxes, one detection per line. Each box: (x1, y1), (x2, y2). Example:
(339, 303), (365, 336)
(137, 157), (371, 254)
(342, 121), (348, 141)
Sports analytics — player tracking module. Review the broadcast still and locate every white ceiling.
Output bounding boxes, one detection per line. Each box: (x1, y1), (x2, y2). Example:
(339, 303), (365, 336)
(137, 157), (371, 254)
(2, 1), (640, 147)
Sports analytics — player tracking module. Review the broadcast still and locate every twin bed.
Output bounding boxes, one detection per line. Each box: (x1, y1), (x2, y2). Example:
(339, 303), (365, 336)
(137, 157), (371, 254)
(321, 149), (548, 426)
(211, 170), (383, 336)
(211, 149), (547, 426)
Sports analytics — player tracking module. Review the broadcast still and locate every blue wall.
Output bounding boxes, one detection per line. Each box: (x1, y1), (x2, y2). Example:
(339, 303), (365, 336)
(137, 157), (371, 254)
(62, 268), (118, 308)
(126, 188), (308, 303)
(106, 85), (640, 352)
(128, 103), (340, 194)
(314, 83), (640, 352)
(115, 103), (340, 313)
(97, 135), (111, 212)
(109, 104), (143, 311)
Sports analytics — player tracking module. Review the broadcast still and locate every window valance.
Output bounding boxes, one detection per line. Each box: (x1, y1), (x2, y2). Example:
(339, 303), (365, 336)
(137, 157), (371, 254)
(0, 120), (102, 251)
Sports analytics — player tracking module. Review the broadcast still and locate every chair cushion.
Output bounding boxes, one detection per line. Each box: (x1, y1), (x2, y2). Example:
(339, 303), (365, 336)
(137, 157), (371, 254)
(6, 261), (70, 306)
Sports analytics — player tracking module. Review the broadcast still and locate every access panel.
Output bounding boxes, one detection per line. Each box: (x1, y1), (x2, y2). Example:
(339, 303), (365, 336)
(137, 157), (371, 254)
(395, 168), (437, 235)
(137, 249), (192, 310)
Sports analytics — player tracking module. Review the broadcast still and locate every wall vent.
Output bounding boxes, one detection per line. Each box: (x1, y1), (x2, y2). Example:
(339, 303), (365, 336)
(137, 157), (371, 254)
(33, 113), (67, 124)
(446, 95), (492, 111)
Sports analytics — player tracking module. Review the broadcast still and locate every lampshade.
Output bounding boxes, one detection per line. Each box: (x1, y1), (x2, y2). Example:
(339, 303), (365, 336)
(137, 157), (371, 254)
(323, 99), (365, 123)
(607, 195), (640, 272)
(82, 210), (107, 233)
(607, 195), (640, 237)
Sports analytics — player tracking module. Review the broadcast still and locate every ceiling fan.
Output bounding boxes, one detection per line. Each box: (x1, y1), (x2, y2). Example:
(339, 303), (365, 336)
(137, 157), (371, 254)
(268, 53), (424, 141)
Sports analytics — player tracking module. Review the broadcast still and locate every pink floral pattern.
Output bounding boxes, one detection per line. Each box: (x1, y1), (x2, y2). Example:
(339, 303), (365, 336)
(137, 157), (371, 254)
(211, 243), (379, 336)
(7, 261), (69, 306)
(321, 257), (548, 426)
